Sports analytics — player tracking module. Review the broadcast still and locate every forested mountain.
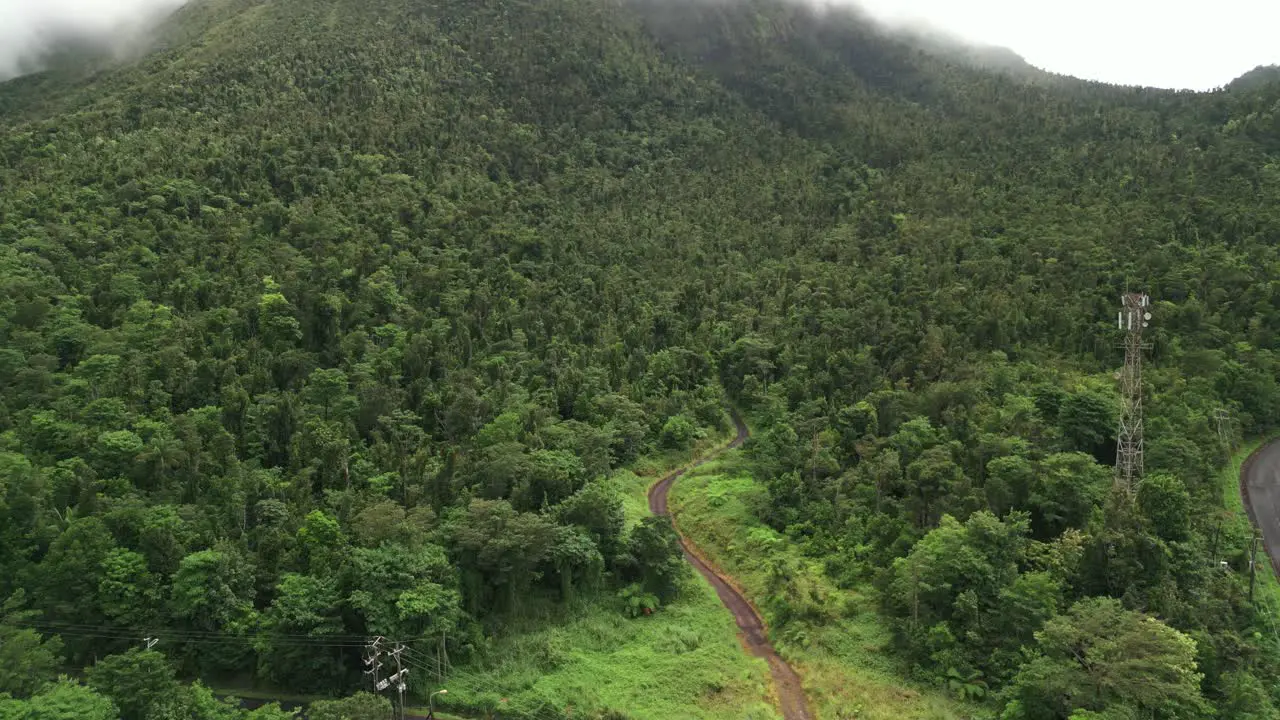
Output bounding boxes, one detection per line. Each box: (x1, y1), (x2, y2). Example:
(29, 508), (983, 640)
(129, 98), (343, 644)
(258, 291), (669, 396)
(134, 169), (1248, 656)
(2, 0), (1280, 718)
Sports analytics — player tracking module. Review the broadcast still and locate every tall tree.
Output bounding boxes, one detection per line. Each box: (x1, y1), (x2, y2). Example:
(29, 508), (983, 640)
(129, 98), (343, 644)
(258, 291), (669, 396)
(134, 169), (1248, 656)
(1001, 598), (1211, 720)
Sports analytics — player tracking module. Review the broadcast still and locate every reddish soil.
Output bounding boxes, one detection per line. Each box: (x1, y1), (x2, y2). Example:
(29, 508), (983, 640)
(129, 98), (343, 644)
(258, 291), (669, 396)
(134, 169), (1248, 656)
(648, 414), (814, 720)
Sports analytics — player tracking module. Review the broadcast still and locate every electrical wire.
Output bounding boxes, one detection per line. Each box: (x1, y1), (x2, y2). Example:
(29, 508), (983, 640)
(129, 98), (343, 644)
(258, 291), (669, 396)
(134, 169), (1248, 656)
(23, 621), (372, 648)
(397, 647), (566, 720)
(376, 651), (522, 717)
(21, 620), (572, 718)
(27, 619), (374, 641)
(25, 620), (454, 648)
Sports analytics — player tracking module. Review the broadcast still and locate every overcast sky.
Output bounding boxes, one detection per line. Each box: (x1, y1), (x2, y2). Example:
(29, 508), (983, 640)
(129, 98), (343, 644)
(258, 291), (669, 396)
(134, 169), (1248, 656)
(0, 0), (1276, 90)
(855, 0), (1280, 90)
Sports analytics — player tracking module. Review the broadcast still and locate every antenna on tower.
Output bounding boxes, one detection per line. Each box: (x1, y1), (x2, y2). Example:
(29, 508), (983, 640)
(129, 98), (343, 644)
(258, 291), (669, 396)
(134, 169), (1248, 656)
(1115, 292), (1151, 494)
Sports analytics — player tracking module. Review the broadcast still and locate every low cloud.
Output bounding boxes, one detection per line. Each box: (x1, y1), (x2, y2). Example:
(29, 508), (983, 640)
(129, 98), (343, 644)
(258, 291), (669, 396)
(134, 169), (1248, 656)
(0, 0), (188, 81)
(846, 0), (1280, 90)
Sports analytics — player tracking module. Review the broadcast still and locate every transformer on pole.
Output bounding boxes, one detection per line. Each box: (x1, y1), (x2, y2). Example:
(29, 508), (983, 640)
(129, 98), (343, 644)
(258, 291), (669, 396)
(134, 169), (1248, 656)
(366, 636), (408, 719)
(1115, 292), (1151, 494)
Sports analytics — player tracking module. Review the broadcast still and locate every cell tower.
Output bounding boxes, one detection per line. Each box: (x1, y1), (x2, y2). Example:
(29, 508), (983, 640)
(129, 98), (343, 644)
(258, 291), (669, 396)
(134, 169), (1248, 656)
(1115, 292), (1151, 494)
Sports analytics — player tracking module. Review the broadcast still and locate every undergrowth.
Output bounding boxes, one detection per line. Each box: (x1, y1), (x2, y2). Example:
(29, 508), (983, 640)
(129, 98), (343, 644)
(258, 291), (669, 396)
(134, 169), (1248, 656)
(433, 587), (777, 720)
(668, 453), (972, 720)
(432, 420), (780, 720)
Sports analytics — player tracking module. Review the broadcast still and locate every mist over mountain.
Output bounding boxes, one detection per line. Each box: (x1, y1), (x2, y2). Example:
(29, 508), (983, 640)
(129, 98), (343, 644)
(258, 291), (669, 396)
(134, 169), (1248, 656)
(0, 0), (187, 81)
(1231, 64), (1280, 90)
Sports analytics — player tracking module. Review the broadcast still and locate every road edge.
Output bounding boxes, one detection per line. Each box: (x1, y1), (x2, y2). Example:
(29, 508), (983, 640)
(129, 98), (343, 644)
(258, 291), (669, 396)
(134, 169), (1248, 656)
(1241, 438), (1280, 575)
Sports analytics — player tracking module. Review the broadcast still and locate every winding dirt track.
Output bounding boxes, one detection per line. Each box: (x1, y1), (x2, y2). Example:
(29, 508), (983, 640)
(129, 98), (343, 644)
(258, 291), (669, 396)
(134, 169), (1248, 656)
(1241, 438), (1280, 575)
(648, 413), (813, 720)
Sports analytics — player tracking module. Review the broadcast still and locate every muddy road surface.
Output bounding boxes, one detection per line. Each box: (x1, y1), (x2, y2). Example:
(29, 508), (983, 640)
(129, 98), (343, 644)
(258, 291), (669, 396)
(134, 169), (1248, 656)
(648, 413), (813, 720)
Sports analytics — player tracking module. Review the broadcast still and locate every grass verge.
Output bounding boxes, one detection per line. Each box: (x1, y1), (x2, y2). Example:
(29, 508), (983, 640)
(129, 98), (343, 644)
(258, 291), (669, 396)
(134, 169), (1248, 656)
(667, 453), (972, 720)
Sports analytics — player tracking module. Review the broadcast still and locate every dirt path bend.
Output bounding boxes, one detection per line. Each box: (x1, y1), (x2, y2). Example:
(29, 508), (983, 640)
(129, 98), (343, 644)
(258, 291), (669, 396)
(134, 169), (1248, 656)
(648, 413), (813, 720)
(1242, 438), (1280, 576)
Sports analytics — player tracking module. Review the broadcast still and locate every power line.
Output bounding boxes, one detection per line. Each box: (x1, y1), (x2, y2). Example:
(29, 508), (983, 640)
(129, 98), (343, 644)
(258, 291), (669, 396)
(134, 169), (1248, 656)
(26, 620), (375, 642)
(25, 626), (368, 646)
(22, 622), (372, 649)
(399, 651), (504, 701)
(22, 619), (573, 719)
(397, 648), (565, 720)
(24, 620), (449, 649)
(385, 641), (410, 719)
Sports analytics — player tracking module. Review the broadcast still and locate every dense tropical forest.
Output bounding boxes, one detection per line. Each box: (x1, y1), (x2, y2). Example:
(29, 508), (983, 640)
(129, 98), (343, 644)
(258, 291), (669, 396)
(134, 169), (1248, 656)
(2, 0), (1280, 718)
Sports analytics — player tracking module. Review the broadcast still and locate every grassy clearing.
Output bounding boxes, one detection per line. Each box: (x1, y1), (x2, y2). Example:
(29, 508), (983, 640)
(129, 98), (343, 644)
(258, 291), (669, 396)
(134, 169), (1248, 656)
(1220, 438), (1280, 629)
(431, 419), (778, 720)
(434, 588), (777, 720)
(668, 454), (973, 720)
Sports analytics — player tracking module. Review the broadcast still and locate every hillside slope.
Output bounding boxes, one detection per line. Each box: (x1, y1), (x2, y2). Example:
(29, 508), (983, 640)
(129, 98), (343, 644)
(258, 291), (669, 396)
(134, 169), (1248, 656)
(3, 0), (1280, 717)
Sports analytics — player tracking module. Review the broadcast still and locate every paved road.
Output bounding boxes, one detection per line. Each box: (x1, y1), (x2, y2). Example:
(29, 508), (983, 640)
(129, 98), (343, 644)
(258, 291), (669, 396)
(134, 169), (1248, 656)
(1243, 439), (1280, 575)
(648, 413), (813, 720)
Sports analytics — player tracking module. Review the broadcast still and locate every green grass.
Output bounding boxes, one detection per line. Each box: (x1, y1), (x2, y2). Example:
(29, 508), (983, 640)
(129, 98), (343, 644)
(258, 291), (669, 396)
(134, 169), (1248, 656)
(428, 418), (778, 720)
(210, 688), (469, 720)
(668, 454), (973, 720)
(613, 417), (740, 526)
(432, 587), (777, 720)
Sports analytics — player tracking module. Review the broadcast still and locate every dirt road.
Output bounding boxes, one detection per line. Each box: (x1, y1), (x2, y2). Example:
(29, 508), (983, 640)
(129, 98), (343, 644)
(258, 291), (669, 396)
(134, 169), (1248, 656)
(1242, 438), (1280, 575)
(648, 413), (813, 720)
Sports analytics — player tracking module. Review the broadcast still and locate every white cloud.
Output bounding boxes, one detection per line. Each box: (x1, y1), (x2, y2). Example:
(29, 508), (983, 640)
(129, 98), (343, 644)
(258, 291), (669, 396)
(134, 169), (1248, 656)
(852, 0), (1280, 90)
(0, 0), (187, 80)
(1, 0), (1275, 90)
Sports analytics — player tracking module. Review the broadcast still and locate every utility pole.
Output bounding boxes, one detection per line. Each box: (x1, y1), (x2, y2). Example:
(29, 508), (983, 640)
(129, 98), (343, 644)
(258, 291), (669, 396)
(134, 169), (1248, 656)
(1115, 292), (1151, 495)
(1210, 408), (1234, 570)
(1215, 408), (1235, 460)
(810, 431), (819, 486)
(1251, 530), (1261, 604)
(368, 638), (407, 720)
(1214, 408), (1231, 447)
(388, 641), (408, 719)
(364, 636), (385, 701)
(436, 632), (450, 686)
